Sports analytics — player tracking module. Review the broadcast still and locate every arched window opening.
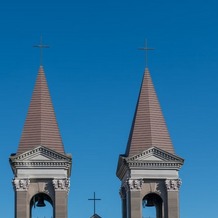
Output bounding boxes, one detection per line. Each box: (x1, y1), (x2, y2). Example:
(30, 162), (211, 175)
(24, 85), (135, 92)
(142, 193), (163, 218)
(30, 193), (53, 218)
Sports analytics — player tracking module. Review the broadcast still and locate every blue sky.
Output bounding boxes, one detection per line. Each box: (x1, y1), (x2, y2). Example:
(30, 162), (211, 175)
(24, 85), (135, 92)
(1, 0), (218, 217)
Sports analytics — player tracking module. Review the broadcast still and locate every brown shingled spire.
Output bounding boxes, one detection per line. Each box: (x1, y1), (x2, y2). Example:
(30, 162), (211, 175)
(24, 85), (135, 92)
(125, 68), (174, 157)
(17, 66), (65, 155)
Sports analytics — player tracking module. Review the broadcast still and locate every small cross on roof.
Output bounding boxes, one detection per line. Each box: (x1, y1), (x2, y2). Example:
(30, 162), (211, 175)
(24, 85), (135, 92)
(33, 36), (49, 66)
(88, 192), (101, 215)
(138, 39), (155, 68)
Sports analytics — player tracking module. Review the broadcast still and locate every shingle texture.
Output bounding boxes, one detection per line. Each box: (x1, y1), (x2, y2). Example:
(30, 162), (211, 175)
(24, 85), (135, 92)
(17, 66), (65, 155)
(125, 68), (174, 157)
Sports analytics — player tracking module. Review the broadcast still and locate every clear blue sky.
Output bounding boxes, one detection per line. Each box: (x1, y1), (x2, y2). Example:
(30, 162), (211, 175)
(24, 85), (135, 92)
(1, 0), (218, 217)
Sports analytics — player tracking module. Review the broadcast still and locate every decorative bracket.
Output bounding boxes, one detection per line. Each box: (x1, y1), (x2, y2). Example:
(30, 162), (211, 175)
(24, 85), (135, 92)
(165, 179), (182, 191)
(52, 178), (70, 193)
(123, 178), (143, 191)
(13, 179), (30, 191)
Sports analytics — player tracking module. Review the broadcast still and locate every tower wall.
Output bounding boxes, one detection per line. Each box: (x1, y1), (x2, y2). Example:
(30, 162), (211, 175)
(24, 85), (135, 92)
(15, 191), (29, 218)
(127, 190), (141, 218)
(167, 190), (180, 218)
(55, 191), (68, 218)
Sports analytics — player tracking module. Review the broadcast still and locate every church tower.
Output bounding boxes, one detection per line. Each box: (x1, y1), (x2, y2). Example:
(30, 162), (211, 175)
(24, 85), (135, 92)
(9, 66), (72, 218)
(116, 68), (184, 218)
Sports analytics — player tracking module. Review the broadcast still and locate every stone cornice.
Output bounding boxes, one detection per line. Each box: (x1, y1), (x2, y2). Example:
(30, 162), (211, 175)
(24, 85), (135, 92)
(116, 155), (128, 180)
(10, 146), (71, 162)
(116, 147), (184, 180)
(127, 147), (184, 163)
(127, 161), (182, 169)
(9, 146), (72, 177)
(11, 161), (71, 168)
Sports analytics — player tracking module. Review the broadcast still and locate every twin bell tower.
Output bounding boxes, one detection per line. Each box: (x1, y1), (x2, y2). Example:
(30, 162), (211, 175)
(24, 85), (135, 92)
(116, 67), (184, 218)
(9, 42), (183, 218)
(9, 66), (72, 218)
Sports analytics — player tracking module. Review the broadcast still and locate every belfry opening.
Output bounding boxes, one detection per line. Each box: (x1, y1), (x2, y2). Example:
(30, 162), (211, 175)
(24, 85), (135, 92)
(142, 193), (163, 218)
(30, 193), (53, 218)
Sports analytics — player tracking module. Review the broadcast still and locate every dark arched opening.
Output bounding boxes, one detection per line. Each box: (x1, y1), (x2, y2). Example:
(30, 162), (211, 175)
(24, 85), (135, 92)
(142, 193), (163, 218)
(30, 193), (53, 218)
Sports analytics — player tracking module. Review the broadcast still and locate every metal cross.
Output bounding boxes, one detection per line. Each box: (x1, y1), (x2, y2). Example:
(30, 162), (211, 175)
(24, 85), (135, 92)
(88, 192), (101, 214)
(138, 39), (155, 68)
(33, 36), (49, 66)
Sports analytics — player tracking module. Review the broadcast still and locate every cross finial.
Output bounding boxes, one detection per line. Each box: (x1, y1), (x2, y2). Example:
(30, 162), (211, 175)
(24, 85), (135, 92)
(138, 39), (155, 68)
(33, 35), (49, 66)
(88, 192), (101, 215)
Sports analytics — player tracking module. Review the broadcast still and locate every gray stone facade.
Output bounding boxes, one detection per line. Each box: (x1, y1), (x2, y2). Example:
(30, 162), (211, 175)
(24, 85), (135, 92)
(10, 146), (72, 218)
(117, 147), (183, 218)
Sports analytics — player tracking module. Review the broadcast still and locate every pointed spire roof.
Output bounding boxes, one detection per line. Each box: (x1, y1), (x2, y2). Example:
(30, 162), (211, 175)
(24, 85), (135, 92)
(17, 66), (65, 155)
(125, 68), (174, 157)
